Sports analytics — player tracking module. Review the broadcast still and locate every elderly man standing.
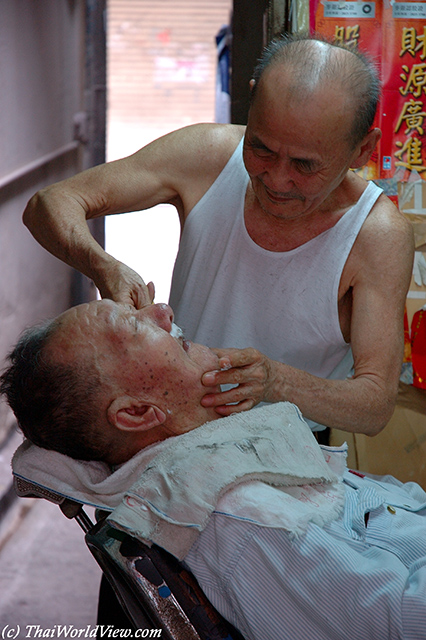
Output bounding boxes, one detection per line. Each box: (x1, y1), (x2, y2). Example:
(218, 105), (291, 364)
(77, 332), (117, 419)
(22, 35), (413, 436)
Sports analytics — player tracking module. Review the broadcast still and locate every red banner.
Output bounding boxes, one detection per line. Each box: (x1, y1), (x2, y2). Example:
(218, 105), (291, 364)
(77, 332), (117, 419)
(312, 0), (426, 181)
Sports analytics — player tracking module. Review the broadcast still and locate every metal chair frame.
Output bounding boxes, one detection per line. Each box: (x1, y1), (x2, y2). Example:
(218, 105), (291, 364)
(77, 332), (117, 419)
(13, 476), (245, 640)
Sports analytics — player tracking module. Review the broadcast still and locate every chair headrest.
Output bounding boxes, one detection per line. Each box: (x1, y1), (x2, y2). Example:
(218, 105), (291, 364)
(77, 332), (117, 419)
(13, 475), (65, 504)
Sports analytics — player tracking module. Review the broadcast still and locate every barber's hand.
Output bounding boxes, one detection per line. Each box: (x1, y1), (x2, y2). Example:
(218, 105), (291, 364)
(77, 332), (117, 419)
(200, 347), (276, 416)
(96, 260), (155, 309)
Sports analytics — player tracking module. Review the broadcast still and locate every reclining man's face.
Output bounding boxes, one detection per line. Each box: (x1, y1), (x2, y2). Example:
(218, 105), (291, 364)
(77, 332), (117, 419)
(49, 300), (221, 440)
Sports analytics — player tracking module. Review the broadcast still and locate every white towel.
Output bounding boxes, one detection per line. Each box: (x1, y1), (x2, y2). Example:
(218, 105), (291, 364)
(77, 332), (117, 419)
(12, 440), (151, 510)
(13, 403), (346, 559)
(108, 403), (345, 558)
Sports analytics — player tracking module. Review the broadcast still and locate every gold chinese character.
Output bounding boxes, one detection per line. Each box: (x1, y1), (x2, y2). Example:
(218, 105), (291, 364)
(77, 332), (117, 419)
(400, 64), (426, 97)
(401, 27), (417, 57)
(334, 26), (345, 45)
(416, 27), (426, 61)
(395, 137), (426, 172)
(395, 99), (426, 135)
(334, 25), (360, 49)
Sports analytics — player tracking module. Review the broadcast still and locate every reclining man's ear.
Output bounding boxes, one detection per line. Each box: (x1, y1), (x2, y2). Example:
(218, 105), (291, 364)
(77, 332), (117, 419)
(107, 396), (167, 432)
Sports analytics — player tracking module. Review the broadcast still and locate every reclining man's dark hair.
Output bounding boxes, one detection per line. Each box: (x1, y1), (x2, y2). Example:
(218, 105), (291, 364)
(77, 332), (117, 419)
(250, 32), (381, 147)
(0, 320), (109, 461)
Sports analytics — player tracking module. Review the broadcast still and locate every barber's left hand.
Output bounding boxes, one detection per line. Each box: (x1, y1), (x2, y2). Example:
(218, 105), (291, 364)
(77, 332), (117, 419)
(201, 347), (276, 415)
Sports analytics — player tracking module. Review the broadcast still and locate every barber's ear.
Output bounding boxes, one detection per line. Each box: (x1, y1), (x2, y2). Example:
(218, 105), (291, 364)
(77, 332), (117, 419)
(350, 128), (381, 169)
(107, 396), (167, 432)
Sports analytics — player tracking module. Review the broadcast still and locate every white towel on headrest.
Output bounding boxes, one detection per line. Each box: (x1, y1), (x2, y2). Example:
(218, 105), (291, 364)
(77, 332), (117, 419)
(13, 403), (346, 559)
(13, 438), (137, 509)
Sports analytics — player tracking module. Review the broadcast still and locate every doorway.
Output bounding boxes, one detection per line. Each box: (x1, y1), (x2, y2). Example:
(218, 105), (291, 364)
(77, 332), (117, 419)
(105, 0), (232, 302)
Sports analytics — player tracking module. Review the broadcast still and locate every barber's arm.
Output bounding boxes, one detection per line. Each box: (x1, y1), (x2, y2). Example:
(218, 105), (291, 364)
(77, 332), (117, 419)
(201, 207), (414, 436)
(23, 152), (171, 307)
(25, 185), (154, 308)
(23, 123), (234, 308)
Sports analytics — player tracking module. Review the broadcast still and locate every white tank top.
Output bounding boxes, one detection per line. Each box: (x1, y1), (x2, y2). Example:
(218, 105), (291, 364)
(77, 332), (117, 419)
(169, 139), (382, 428)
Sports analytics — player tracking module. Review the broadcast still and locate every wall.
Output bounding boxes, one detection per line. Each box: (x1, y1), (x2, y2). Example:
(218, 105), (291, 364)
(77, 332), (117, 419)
(0, 1), (87, 440)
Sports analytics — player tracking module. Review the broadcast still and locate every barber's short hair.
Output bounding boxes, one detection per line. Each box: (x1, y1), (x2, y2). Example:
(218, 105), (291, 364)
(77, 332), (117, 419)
(0, 320), (111, 461)
(251, 32), (381, 147)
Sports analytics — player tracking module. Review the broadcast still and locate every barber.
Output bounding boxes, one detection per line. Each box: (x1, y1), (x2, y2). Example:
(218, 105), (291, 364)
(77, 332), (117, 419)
(22, 35), (414, 435)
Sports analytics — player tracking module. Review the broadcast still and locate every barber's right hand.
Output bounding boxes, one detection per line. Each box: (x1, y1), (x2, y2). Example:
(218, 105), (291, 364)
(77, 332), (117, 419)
(96, 260), (155, 309)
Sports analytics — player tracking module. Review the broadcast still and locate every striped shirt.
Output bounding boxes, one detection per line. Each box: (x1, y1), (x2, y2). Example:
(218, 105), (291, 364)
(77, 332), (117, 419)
(184, 472), (426, 640)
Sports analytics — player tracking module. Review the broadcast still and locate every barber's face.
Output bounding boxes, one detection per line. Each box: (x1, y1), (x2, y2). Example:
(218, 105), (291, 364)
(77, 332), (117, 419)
(244, 69), (358, 221)
(58, 300), (220, 417)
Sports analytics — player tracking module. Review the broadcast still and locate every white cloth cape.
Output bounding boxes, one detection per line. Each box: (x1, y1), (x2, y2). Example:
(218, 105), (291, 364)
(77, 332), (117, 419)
(13, 403), (346, 559)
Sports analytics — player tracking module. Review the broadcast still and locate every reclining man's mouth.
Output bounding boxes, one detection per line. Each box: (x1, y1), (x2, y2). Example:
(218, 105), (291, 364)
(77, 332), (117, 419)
(170, 322), (184, 339)
(171, 322), (190, 352)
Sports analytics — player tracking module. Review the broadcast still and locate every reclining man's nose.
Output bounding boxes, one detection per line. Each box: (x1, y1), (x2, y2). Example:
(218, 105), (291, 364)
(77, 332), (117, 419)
(148, 303), (174, 332)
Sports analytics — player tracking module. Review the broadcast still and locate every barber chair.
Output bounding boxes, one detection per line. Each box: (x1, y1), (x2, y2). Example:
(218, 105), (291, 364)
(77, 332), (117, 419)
(13, 477), (245, 640)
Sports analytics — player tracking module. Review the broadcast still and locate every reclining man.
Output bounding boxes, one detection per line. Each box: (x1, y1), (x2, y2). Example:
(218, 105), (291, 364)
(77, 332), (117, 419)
(1, 300), (426, 640)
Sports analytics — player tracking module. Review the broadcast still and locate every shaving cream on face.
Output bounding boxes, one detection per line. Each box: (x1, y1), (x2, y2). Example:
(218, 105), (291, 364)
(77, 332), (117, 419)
(170, 322), (184, 339)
